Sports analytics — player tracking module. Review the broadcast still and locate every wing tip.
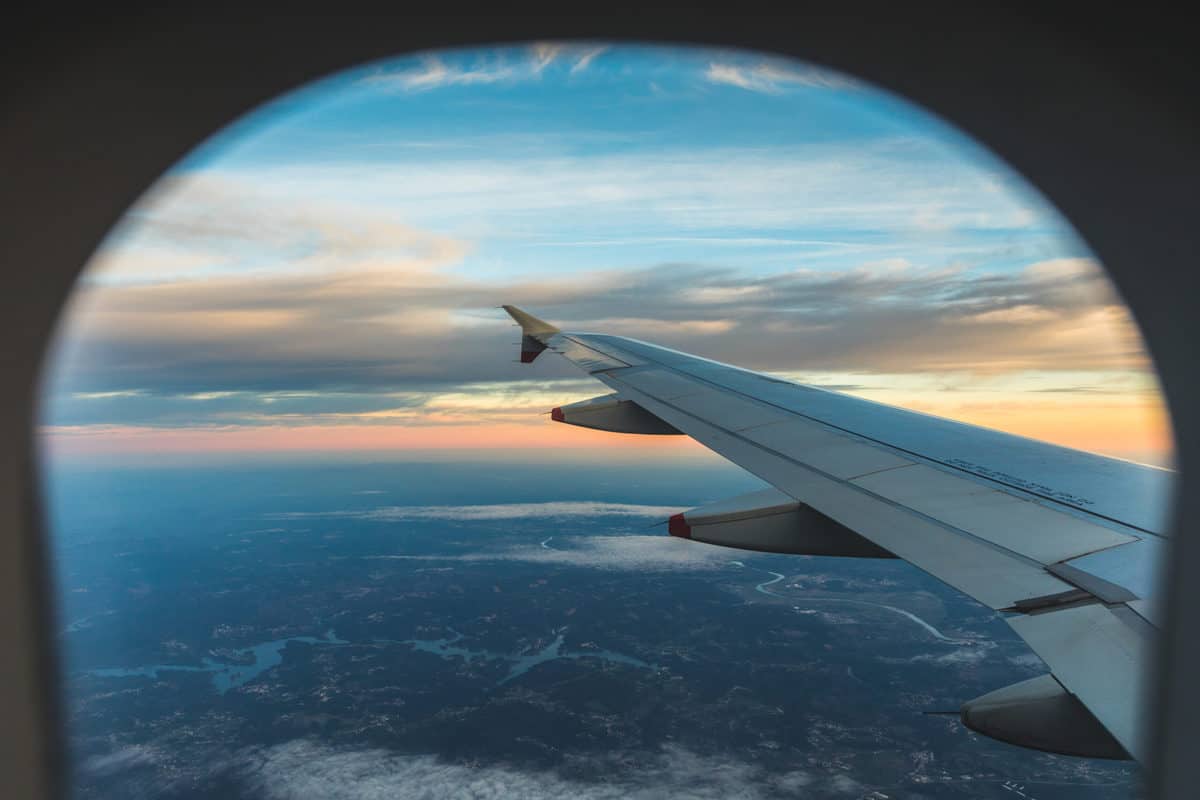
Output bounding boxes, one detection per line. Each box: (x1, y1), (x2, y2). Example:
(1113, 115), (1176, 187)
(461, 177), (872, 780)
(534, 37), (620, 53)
(502, 305), (560, 336)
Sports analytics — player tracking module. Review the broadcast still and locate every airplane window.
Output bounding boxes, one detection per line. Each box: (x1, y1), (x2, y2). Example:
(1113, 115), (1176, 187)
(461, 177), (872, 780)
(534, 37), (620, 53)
(38, 43), (1173, 798)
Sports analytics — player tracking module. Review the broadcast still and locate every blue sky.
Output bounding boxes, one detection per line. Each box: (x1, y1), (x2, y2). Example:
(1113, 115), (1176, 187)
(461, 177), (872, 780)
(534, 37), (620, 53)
(128, 43), (1081, 282)
(40, 43), (1170, 465)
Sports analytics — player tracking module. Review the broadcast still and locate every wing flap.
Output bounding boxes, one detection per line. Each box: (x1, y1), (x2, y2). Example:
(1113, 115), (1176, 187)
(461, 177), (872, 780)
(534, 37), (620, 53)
(606, 366), (1137, 573)
(1008, 604), (1151, 762)
(852, 464), (1137, 565)
(670, 388), (793, 431)
(740, 420), (915, 480)
(604, 370), (1076, 609)
(605, 364), (701, 400)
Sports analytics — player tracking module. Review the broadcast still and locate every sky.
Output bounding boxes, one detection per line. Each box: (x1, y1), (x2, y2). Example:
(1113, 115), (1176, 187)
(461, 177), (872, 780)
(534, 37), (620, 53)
(38, 43), (1173, 467)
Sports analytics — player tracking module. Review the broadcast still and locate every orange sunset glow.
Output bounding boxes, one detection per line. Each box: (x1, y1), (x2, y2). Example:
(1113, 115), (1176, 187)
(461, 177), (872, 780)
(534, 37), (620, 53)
(42, 386), (1172, 468)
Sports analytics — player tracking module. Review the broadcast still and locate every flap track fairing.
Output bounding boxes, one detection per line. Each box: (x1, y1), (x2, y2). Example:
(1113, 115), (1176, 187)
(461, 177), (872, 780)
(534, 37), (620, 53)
(668, 488), (896, 558)
(551, 393), (682, 435)
(961, 674), (1130, 759)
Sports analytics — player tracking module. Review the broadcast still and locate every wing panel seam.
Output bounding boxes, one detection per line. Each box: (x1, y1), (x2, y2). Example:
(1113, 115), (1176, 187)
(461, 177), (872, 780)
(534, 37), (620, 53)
(594, 347), (1158, 538)
(602, 372), (1058, 572)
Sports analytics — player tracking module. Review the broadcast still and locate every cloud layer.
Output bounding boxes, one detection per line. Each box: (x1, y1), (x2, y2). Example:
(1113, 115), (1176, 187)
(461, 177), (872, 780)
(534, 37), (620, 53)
(474, 535), (740, 572)
(80, 738), (870, 799)
(274, 501), (684, 522)
(358, 44), (610, 92)
(50, 238), (1146, 424)
(50, 168), (1140, 401)
(236, 739), (853, 800)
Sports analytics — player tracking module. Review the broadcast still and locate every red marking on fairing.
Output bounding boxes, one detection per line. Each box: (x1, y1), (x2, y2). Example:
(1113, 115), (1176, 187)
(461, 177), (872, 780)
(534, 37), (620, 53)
(520, 350), (540, 363)
(550, 407), (565, 423)
(668, 513), (692, 539)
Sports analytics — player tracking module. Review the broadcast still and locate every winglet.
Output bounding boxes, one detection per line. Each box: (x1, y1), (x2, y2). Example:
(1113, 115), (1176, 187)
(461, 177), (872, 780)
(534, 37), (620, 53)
(502, 305), (559, 364)
(501, 305), (560, 337)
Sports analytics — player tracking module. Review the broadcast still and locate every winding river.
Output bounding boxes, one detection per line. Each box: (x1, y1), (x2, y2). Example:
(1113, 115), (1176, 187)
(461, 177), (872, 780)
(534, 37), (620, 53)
(727, 561), (972, 644)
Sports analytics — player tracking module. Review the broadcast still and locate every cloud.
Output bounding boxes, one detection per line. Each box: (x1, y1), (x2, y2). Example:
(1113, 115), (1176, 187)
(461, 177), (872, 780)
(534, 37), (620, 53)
(55, 251), (1143, 391)
(358, 44), (611, 93)
(71, 389), (147, 400)
(907, 642), (996, 666)
(89, 172), (470, 283)
(359, 56), (516, 92)
(44, 378), (611, 430)
(475, 535), (739, 572)
(215, 139), (1040, 235)
(41, 156), (1159, 458)
(705, 61), (858, 93)
(273, 501), (683, 522)
(570, 45), (608, 74)
(357, 535), (747, 573)
(234, 739), (858, 799)
(530, 42), (564, 74)
(266, 502), (753, 573)
(81, 745), (161, 777)
(46, 239), (1151, 434)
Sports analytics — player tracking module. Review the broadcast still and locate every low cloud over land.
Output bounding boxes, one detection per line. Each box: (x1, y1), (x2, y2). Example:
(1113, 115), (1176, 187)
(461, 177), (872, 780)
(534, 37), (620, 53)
(239, 739), (854, 799)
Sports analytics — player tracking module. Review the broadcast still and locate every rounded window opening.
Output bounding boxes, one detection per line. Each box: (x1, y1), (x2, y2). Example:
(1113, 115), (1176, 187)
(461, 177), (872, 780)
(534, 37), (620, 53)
(40, 43), (1172, 798)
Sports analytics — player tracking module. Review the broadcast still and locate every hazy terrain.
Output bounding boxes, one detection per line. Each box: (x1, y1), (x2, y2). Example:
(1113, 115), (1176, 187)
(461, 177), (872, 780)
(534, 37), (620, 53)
(48, 459), (1141, 799)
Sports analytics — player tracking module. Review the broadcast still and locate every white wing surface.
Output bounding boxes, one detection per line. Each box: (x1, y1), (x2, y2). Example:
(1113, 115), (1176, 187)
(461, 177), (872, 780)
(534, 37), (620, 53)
(504, 305), (1173, 762)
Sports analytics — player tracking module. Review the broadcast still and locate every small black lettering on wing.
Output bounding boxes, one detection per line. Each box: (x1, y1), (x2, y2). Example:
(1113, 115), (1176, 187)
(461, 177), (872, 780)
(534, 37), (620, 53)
(945, 458), (1095, 506)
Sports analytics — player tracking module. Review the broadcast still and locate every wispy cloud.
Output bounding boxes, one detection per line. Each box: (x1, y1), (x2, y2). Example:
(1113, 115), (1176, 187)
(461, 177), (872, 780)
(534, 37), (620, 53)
(570, 45), (608, 74)
(44, 379), (604, 429)
(81, 745), (161, 777)
(273, 501), (683, 522)
(359, 56), (516, 92)
(359, 43), (610, 93)
(705, 61), (858, 93)
(907, 642), (997, 666)
(89, 172), (469, 284)
(362, 535), (737, 573)
(71, 389), (147, 400)
(474, 535), (737, 572)
(530, 42), (564, 74)
(209, 139), (1041, 236)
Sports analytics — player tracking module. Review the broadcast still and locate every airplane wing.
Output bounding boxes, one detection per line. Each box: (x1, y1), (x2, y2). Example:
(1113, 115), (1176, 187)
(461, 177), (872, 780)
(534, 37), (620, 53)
(503, 305), (1173, 763)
